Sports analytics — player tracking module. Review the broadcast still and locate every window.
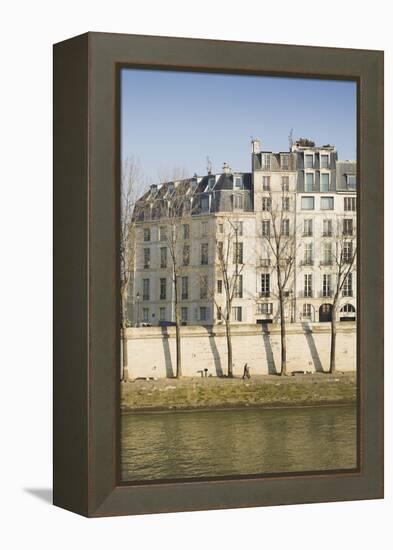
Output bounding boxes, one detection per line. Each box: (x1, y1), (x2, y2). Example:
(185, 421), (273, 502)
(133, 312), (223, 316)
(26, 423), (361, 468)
(321, 197), (334, 210)
(282, 197), (290, 211)
(321, 173), (330, 192)
(159, 226), (167, 241)
(343, 241), (353, 263)
(184, 198), (192, 213)
(218, 223), (224, 233)
(262, 197), (271, 211)
(199, 307), (207, 321)
(258, 302), (273, 315)
(262, 220), (270, 237)
(217, 306), (222, 321)
(142, 308), (149, 322)
(233, 242), (243, 264)
(160, 247), (167, 268)
(181, 276), (188, 299)
(320, 154), (329, 169)
(322, 242), (332, 265)
(301, 196), (315, 210)
(261, 273), (270, 296)
(234, 221), (243, 236)
(262, 176), (270, 191)
(143, 248), (150, 268)
(261, 153), (271, 170)
(181, 307), (188, 322)
(234, 275), (243, 298)
(305, 154), (314, 168)
(159, 307), (166, 322)
(341, 304), (355, 313)
(304, 243), (313, 265)
(183, 224), (190, 239)
(183, 244), (190, 266)
(323, 274), (332, 297)
(201, 196), (209, 213)
(344, 197), (356, 211)
(159, 278), (166, 300)
(232, 306), (242, 322)
(217, 280), (223, 294)
(347, 175), (356, 190)
(233, 194), (244, 209)
(234, 176), (243, 188)
(281, 175), (289, 190)
(343, 273), (353, 297)
(281, 155), (289, 169)
(343, 218), (353, 236)
(142, 279), (150, 301)
(200, 275), (208, 299)
(303, 219), (313, 236)
(302, 303), (312, 319)
(282, 219), (290, 236)
(201, 243), (209, 265)
(323, 219), (332, 236)
(143, 228), (151, 242)
(201, 221), (208, 236)
(305, 173), (314, 192)
(207, 177), (215, 190)
(304, 274), (313, 297)
(217, 241), (224, 259)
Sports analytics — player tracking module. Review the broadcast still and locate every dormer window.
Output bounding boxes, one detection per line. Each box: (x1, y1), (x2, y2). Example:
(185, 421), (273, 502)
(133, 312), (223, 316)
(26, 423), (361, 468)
(191, 179), (198, 192)
(304, 154), (314, 168)
(207, 177), (215, 190)
(201, 196), (209, 213)
(234, 175), (243, 189)
(347, 175), (357, 190)
(320, 154), (329, 169)
(168, 182), (174, 194)
(280, 154), (289, 169)
(261, 153), (271, 170)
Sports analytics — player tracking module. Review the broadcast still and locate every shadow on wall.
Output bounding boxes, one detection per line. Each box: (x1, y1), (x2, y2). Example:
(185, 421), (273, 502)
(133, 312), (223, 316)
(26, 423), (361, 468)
(160, 326), (174, 378)
(261, 324), (277, 375)
(206, 327), (224, 377)
(301, 322), (324, 373)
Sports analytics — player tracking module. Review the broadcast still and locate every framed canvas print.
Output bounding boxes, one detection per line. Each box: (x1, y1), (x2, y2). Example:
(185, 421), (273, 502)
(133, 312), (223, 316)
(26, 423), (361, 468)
(53, 32), (383, 517)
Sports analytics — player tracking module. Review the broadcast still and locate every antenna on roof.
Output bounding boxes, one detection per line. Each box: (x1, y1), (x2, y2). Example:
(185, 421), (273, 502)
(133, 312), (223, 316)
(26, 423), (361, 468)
(206, 156), (212, 175)
(288, 128), (294, 149)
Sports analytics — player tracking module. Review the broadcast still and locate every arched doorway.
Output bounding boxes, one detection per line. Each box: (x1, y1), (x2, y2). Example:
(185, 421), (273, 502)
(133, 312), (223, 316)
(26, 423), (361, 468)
(319, 303), (333, 322)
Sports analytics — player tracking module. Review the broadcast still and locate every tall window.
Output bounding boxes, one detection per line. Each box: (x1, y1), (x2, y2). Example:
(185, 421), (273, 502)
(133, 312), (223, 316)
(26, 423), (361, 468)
(302, 303), (312, 319)
(183, 244), (190, 266)
(233, 194), (244, 209)
(181, 276), (189, 299)
(282, 219), (290, 236)
(201, 243), (209, 265)
(262, 220), (270, 237)
(234, 175), (243, 188)
(320, 154), (329, 169)
(158, 307), (165, 322)
(201, 221), (208, 236)
(143, 228), (151, 242)
(233, 242), (243, 264)
(258, 303), (273, 315)
(321, 197), (334, 210)
(281, 175), (289, 190)
(142, 308), (149, 322)
(217, 241), (224, 259)
(347, 175), (357, 190)
(322, 241), (332, 265)
(181, 307), (188, 322)
(344, 197), (356, 211)
(143, 248), (150, 268)
(218, 223), (224, 234)
(262, 176), (270, 191)
(261, 153), (271, 170)
(323, 274), (332, 297)
(262, 197), (271, 211)
(234, 221), (243, 236)
(304, 274), (313, 297)
(142, 279), (150, 301)
(217, 306), (222, 321)
(282, 197), (290, 211)
(281, 155), (289, 169)
(303, 219), (313, 236)
(323, 219), (332, 236)
(183, 224), (190, 239)
(159, 226), (167, 241)
(234, 274), (243, 298)
(343, 218), (353, 236)
(321, 173), (330, 192)
(305, 173), (314, 191)
(200, 275), (208, 299)
(343, 241), (353, 263)
(305, 154), (314, 168)
(301, 196), (315, 210)
(201, 196), (209, 213)
(343, 273), (353, 297)
(159, 278), (166, 300)
(160, 247), (167, 268)
(261, 274), (270, 296)
(199, 306), (208, 321)
(304, 243), (313, 265)
(232, 306), (243, 322)
(217, 280), (223, 294)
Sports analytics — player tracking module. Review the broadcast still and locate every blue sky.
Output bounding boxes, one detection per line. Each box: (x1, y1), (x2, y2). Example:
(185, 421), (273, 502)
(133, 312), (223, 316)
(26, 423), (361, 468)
(121, 69), (356, 181)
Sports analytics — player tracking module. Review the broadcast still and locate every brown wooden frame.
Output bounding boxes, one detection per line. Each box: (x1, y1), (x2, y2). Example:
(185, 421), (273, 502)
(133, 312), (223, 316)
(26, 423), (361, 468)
(53, 32), (384, 517)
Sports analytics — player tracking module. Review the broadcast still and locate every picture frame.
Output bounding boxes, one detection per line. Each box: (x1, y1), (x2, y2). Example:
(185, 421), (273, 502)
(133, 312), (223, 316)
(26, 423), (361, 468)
(53, 32), (383, 517)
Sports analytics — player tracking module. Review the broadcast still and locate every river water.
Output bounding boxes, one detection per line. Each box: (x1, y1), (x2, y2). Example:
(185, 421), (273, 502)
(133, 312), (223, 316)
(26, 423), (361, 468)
(121, 405), (357, 482)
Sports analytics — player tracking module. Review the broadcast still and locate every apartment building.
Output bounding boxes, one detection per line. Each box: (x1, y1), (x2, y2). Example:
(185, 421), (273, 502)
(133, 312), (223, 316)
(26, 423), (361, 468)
(129, 138), (356, 327)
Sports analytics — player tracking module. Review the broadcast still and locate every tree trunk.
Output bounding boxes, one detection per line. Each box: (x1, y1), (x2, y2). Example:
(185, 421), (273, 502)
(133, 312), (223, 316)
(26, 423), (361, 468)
(173, 275), (182, 378)
(279, 291), (287, 376)
(225, 320), (233, 378)
(329, 301), (338, 374)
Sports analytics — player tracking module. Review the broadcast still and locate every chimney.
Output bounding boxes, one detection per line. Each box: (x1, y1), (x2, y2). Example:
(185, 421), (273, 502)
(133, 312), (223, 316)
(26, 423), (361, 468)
(222, 162), (231, 174)
(251, 138), (261, 154)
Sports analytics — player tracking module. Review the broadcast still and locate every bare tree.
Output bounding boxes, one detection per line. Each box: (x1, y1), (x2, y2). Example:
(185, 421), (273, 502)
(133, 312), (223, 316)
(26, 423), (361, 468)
(260, 190), (297, 376)
(327, 216), (357, 374)
(213, 218), (245, 377)
(120, 157), (145, 381)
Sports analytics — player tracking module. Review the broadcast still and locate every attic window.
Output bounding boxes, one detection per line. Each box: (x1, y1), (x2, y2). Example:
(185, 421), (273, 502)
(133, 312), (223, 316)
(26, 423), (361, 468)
(234, 175), (243, 189)
(347, 175), (356, 190)
(207, 177), (215, 190)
